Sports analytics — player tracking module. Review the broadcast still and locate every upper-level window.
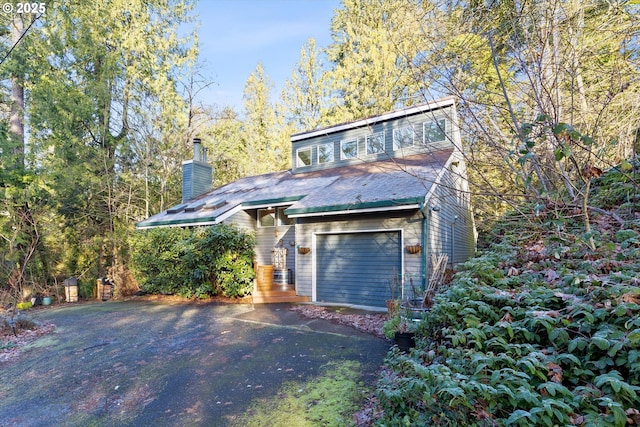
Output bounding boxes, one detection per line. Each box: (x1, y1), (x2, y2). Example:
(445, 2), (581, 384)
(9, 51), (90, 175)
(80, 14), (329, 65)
(366, 131), (385, 155)
(296, 147), (312, 167)
(393, 126), (414, 150)
(258, 207), (294, 227)
(423, 119), (446, 144)
(277, 207), (295, 225)
(340, 138), (358, 160)
(258, 208), (275, 227)
(317, 142), (334, 164)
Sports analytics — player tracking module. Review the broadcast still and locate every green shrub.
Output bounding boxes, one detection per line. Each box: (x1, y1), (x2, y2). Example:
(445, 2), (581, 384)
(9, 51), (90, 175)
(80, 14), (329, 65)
(376, 213), (640, 426)
(129, 224), (255, 298)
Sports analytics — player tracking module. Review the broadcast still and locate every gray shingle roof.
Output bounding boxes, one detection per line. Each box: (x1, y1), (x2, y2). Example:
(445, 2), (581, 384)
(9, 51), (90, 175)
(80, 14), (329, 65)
(135, 149), (454, 228)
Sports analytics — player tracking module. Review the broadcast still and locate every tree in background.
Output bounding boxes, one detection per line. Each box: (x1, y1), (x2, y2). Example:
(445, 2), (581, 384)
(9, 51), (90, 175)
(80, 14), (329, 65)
(205, 106), (248, 185)
(319, 0), (639, 228)
(281, 37), (330, 132)
(324, 0), (427, 122)
(0, 11), (48, 301)
(242, 62), (289, 175)
(0, 0), (197, 301)
(409, 0), (640, 227)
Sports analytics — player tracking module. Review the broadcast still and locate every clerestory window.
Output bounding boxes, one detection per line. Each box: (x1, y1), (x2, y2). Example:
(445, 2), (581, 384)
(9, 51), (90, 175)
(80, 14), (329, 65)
(366, 131), (385, 155)
(423, 119), (446, 144)
(340, 138), (358, 160)
(296, 147), (312, 167)
(393, 126), (414, 150)
(317, 142), (334, 164)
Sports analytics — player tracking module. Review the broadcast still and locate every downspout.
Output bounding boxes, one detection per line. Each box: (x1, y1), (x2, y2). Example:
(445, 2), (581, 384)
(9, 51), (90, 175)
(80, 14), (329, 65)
(451, 216), (458, 269)
(419, 202), (429, 293)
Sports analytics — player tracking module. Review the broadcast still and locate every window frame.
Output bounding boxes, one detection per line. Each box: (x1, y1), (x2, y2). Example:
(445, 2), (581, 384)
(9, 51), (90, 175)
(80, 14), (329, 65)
(365, 131), (385, 155)
(317, 142), (335, 164)
(258, 207), (294, 227)
(257, 208), (276, 227)
(277, 207), (294, 226)
(296, 147), (313, 167)
(340, 138), (358, 160)
(340, 138), (360, 160)
(393, 126), (415, 150)
(423, 118), (447, 144)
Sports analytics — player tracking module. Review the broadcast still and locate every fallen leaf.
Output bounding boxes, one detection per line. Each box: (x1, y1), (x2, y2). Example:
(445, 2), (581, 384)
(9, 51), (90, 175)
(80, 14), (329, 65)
(547, 362), (563, 383)
(500, 312), (513, 323)
(622, 293), (640, 305)
(628, 409), (640, 425)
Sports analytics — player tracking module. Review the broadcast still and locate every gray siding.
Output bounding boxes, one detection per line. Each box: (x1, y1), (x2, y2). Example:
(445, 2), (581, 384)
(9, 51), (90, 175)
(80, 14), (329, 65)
(224, 209), (255, 231)
(291, 106), (455, 174)
(426, 155), (476, 268)
(295, 211), (423, 300)
(255, 225), (296, 272)
(182, 160), (212, 203)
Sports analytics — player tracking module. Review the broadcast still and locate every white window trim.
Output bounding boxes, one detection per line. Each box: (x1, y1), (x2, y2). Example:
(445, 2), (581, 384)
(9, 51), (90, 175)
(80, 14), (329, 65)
(393, 126), (415, 150)
(257, 208), (276, 227)
(296, 147), (312, 167)
(423, 118), (447, 144)
(258, 206), (294, 227)
(317, 142), (334, 164)
(365, 131), (385, 155)
(277, 206), (295, 226)
(340, 138), (358, 160)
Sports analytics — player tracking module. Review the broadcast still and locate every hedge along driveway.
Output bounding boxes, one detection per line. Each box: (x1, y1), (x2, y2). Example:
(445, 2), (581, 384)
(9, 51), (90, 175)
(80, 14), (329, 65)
(0, 301), (389, 426)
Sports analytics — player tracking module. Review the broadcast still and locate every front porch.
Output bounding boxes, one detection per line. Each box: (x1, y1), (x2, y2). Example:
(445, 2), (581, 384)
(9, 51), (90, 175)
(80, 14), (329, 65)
(251, 261), (309, 303)
(250, 288), (310, 304)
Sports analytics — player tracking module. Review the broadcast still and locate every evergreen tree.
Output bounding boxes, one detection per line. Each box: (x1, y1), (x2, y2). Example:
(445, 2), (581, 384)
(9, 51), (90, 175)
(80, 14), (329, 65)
(242, 63), (288, 174)
(281, 37), (329, 132)
(325, 0), (425, 122)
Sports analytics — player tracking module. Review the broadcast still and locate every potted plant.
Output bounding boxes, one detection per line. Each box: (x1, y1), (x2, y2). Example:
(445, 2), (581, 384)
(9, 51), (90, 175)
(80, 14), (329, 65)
(383, 310), (417, 353)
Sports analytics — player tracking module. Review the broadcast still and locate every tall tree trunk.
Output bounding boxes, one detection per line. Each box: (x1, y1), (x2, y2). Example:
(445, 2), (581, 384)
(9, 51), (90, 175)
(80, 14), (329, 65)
(10, 15), (25, 169)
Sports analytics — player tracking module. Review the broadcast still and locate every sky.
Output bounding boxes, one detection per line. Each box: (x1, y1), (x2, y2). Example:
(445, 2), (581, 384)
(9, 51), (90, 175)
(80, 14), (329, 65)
(191, 0), (341, 111)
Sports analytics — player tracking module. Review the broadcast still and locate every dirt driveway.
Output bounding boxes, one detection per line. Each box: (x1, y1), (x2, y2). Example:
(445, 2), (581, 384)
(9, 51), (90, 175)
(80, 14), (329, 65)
(0, 301), (389, 426)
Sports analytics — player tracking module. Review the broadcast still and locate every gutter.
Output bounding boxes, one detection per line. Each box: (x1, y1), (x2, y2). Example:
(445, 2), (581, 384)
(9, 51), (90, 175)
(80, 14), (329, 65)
(285, 197), (424, 217)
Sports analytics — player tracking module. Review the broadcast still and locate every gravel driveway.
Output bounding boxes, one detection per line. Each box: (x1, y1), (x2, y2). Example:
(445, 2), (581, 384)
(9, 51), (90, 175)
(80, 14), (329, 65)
(0, 300), (389, 426)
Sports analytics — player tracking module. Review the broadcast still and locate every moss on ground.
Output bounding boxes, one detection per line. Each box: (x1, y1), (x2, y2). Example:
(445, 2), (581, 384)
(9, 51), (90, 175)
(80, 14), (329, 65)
(231, 360), (367, 427)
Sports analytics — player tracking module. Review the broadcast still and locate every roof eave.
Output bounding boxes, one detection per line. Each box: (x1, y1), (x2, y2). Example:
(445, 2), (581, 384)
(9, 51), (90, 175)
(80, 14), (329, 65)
(135, 215), (219, 229)
(285, 197), (423, 218)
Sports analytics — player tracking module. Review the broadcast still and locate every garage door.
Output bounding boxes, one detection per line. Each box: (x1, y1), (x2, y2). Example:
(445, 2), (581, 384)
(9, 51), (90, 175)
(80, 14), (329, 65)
(316, 231), (401, 308)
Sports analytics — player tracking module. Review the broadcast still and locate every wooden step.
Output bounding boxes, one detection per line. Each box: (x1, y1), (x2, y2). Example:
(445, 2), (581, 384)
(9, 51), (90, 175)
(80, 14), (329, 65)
(251, 288), (310, 304)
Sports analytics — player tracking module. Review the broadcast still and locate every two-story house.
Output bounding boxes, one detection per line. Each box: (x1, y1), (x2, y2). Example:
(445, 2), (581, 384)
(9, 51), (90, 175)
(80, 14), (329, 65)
(136, 96), (476, 309)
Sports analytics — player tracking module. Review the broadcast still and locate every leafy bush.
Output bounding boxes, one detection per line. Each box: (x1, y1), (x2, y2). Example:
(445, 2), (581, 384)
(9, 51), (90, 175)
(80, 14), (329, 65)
(376, 200), (640, 425)
(129, 224), (255, 298)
